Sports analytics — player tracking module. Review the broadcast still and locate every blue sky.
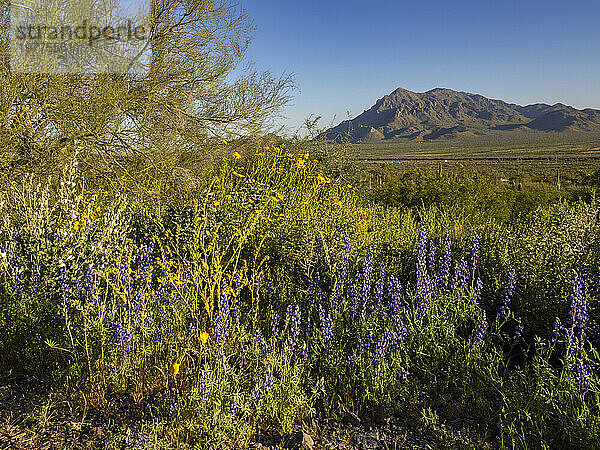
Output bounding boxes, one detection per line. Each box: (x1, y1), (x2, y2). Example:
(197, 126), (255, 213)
(241, 0), (600, 134)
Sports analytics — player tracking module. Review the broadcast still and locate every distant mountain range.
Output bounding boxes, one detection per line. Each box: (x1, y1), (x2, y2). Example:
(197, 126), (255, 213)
(322, 88), (600, 142)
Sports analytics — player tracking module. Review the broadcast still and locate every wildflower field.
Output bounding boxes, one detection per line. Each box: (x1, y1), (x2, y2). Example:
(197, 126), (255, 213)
(1, 144), (600, 449)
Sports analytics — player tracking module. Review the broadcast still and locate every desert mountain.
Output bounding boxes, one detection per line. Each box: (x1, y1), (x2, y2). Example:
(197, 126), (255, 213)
(322, 88), (600, 142)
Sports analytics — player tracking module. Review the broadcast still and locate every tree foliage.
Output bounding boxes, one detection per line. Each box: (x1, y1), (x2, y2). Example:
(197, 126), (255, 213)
(0, 0), (294, 177)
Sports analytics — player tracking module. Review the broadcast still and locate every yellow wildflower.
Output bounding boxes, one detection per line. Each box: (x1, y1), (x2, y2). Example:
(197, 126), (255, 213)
(317, 173), (331, 184)
(232, 151), (241, 159)
(171, 362), (180, 376)
(200, 331), (209, 344)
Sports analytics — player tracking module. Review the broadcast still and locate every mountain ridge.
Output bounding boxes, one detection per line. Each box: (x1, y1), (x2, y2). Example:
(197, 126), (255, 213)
(322, 88), (600, 142)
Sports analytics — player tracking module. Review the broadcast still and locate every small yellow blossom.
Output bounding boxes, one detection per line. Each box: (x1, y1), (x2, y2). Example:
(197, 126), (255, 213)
(317, 173), (331, 184)
(171, 362), (180, 376)
(232, 151), (241, 159)
(200, 331), (209, 344)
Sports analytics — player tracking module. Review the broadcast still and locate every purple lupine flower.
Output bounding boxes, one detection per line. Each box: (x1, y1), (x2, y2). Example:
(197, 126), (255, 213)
(569, 274), (588, 336)
(513, 322), (524, 341)
(361, 248), (375, 309)
(315, 378), (325, 390)
(347, 279), (360, 317)
(254, 329), (268, 356)
(155, 309), (169, 342)
(287, 303), (301, 350)
(198, 371), (210, 402)
(250, 386), (260, 401)
(343, 232), (350, 254)
(168, 398), (179, 417)
(85, 265), (98, 306)
(472, 311), (488, 348)
(111, 319), (132, 359)
(308, 273), (325, 309)
(318, 304), (334, 349)
(357, 334), (373, 357)
(132, 300), (143, 328)
(215, 282), (231, 364)
(238, 346), (247, 369)
(227, 401), (238, 414)
(498, 268), (516, 320)
(376, 328), (405, 358)
(75, 267), (84, 300)
(387, 276), (404, 317)
(472, 277), (483, 305)
(551, 317), (564, 343)
(270, 311), (280, 339)
(137, 241), (155, 290)
(419, 275), (435, 313)
(373, 264), (386, 310)
(301, 341), (309, 359)
(30, 252), (40, 295)
(440, 235), (453, 288)
(181, 260), (194, 290)
(573, 360), (592, 397)
(453, 258), (469, 291)
(13, 268), (24, 302)
(123, 434), (136, 449)
(264, 371), (274, 392)
(266, 279), (275, 298)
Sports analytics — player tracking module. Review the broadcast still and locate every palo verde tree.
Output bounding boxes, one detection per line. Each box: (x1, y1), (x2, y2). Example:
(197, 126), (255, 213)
(0, 0), (294, 178)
